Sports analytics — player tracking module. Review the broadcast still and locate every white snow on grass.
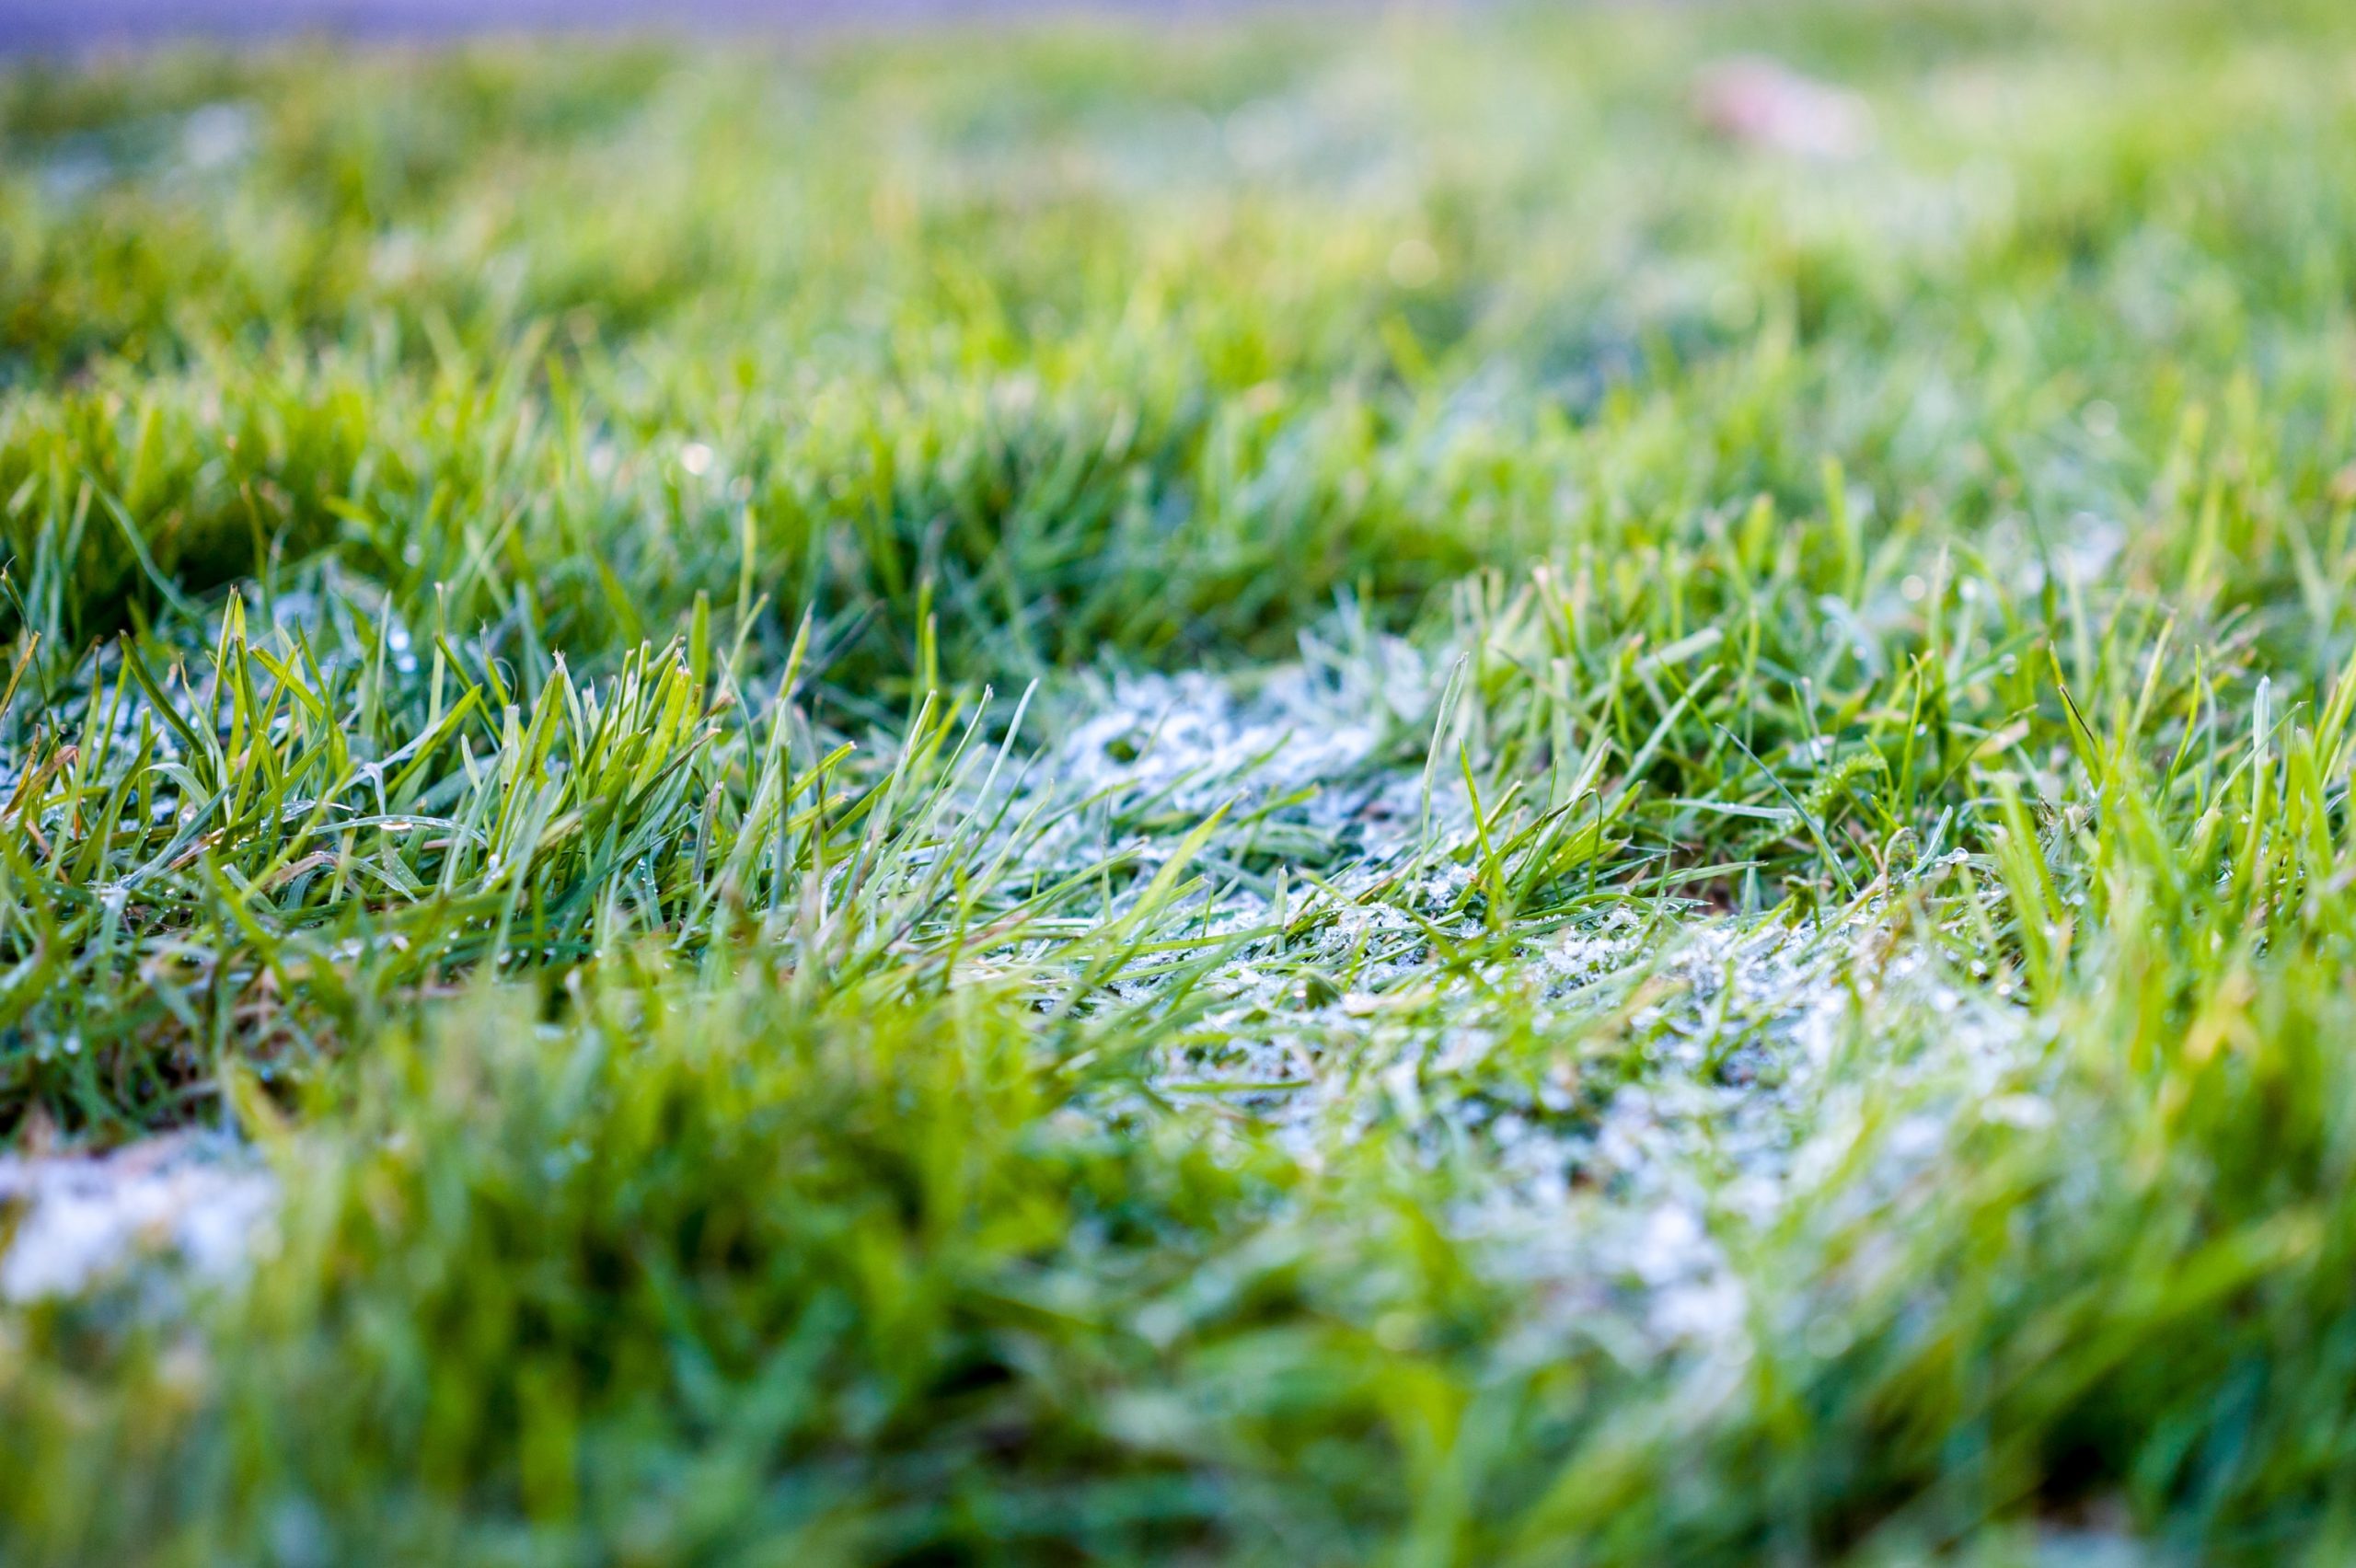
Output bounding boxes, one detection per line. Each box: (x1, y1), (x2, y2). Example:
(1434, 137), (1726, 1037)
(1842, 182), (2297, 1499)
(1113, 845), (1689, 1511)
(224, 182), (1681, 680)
(0, 644), (2040, 1347)
(1023, 649), (2040, 1361)
(1036, 631), (1454, 863)
(0, 1132), (277, 1303)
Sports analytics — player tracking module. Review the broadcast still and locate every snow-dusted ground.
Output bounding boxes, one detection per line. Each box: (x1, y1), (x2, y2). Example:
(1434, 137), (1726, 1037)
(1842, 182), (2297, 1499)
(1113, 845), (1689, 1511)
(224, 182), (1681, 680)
(1014, 647), (2043, 1361)
(1, 647), (2039, 1370)
(0, 1131), (276, 1301)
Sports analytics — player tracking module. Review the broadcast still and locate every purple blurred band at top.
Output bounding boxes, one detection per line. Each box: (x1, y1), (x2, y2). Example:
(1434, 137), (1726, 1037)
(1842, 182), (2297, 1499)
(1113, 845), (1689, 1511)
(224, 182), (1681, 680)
(1, 0), (1338, 56)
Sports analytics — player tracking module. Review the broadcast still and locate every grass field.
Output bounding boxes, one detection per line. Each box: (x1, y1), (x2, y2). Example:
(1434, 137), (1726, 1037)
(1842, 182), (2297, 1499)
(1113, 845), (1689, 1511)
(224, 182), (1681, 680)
(7, 1), (2356, 1561)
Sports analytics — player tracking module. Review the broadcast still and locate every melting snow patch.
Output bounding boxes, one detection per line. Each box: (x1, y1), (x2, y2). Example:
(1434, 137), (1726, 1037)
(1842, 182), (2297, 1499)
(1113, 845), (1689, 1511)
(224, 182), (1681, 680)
(1045, 635), (1437, 819)
(1050, 647), (2036, 1360)
(0, 1133), (278, 1303)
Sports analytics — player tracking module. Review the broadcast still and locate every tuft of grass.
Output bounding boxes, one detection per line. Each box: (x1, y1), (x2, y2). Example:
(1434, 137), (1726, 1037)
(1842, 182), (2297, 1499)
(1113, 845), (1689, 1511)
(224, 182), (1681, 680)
(9, 0), (2356, 1562)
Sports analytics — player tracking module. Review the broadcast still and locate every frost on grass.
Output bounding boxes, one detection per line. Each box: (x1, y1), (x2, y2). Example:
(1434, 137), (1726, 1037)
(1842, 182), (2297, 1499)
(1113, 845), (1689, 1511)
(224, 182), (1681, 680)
(1022, 649), (2039, 1363)
(1040, 629), (1448, 857)
(2, 631), (2038, 1347)
(0, 1133), (277, 1303)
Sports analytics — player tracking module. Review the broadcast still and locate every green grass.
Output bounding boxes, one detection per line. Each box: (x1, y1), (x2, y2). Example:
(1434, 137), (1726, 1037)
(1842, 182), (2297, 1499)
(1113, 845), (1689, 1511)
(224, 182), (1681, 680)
(7, 0), (2356, 1561)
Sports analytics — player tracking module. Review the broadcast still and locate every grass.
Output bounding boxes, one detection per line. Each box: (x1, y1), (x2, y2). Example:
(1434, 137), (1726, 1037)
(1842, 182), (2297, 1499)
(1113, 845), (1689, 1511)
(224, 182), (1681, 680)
(6, 0), (2356, 1560)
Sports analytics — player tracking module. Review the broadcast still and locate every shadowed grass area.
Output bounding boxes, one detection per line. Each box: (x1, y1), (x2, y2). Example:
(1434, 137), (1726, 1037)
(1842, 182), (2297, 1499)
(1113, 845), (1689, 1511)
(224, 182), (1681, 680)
(6, 0), (2356, 1562)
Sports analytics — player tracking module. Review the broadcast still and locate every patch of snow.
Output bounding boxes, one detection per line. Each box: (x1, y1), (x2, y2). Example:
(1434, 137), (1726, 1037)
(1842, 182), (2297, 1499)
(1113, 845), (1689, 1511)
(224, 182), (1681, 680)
(1046, 635), (1432, 814)
(179, 103), (260, 177)
(0, 1133), (278, 1303)
(961, 642), (2040, 1365)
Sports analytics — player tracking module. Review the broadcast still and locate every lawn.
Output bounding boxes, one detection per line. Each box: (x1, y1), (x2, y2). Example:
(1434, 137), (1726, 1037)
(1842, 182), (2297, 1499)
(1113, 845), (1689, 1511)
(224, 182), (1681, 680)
(6, 0), (2356, 1562)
